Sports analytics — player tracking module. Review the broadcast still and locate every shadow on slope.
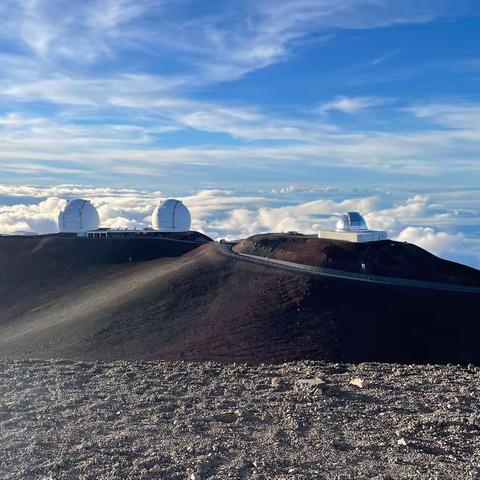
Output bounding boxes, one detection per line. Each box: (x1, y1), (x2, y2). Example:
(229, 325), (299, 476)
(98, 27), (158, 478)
(0, 236), (478, 364)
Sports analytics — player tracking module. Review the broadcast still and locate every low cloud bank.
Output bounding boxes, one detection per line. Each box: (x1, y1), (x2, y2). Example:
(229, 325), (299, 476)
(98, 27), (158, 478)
(0, 184), (478, 269)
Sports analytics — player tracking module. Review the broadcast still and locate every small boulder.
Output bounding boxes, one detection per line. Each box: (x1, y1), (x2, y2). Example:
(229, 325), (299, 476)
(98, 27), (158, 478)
(271, 377), (283, 389)
(468, 414), (479, 428)
(349, 378), (369, 389)
(397, 438), (407, 447)
(295, 378), (326, 395)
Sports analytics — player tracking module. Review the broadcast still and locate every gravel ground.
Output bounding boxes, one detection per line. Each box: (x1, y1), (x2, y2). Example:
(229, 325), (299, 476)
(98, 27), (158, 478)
(1, 359), (479, 480)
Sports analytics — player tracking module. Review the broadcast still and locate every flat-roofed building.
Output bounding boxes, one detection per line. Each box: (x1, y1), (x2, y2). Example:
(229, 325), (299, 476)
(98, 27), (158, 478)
(319, 211), (387, 243)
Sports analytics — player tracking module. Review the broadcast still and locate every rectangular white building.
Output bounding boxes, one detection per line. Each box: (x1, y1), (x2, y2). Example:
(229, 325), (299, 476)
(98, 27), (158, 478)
(318, 230), (387, 243)
(318, 211), (388, 243)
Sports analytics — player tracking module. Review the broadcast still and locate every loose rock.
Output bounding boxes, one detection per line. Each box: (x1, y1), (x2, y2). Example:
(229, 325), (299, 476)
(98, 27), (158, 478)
(349, 377), (369, 389)
(397, 438), (408, 447)
(0, 359), (477, 480)
(295, 377), (326, 394)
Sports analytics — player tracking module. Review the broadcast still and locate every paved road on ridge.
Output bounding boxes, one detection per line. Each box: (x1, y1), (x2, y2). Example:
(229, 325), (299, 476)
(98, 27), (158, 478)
(215, 242), (480, 294)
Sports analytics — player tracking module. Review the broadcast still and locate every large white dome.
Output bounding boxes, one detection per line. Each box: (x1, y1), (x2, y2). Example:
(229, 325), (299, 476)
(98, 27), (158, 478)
(152, 199), (191, 232)
(336, 211), (368, 232)
(58, 199), (100, 233)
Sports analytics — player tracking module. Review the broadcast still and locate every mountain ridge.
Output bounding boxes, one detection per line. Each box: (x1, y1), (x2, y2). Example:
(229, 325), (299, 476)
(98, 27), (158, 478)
(0, 235), (478, 364)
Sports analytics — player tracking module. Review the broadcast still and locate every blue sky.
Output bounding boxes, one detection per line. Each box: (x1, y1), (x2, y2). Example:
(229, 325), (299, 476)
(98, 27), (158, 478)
(0, 1), (480, 267)
(0, 0), (479, 190)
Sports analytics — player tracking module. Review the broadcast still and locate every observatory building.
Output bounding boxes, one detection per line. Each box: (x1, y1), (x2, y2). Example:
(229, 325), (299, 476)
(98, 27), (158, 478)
(318, 211), (387, 243)
(152, 199), (191, 232)
(58, 199), (100, 236)
(58, 198), (193, 238)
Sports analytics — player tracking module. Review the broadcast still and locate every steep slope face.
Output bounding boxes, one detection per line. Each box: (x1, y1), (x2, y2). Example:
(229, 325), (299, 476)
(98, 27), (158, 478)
(0, 235), (209, 324)
(235, 234), (480, 286)
(0, 236), (479, 364)
(0, 237), (335, 362)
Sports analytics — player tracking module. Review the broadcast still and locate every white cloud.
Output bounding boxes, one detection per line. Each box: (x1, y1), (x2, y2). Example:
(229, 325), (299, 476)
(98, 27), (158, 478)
(1, 106), (480, 180)
(316, 96), (386, 114)
(396, 226), (465, 255)
(405, 102), (480, 137)
(2, 75), (186, 107)
(0, 184), (478, 268)
(367, 49), (400, 67)
(394, 226), (480, 268)
(0, 0), (464, 91)
(0, 0), (479, 183)
(0, 0), (153, 62)
(365, 195), (430, 229)
(177, 107), (318, 141)
(0, 197), (66, 234)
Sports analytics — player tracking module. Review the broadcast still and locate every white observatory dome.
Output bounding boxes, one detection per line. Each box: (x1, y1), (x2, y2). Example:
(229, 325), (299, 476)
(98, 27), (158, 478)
(336, 211), (368, 232)
(152, 199), (191, 232)
(58, 199), (100, 233)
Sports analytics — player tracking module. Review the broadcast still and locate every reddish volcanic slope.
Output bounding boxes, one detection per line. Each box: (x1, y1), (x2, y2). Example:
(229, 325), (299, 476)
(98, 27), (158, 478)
(0, 235), (479, 364)
(235, 233), (480, 287)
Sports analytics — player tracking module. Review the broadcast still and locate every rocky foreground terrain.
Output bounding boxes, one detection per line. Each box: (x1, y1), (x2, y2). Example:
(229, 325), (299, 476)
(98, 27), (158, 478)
(1, 359), (479, 479)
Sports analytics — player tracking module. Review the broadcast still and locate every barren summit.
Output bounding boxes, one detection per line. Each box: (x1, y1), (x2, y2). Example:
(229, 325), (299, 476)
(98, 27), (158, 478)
(0, 233), (478, 364)
(235, 233), (480, 286)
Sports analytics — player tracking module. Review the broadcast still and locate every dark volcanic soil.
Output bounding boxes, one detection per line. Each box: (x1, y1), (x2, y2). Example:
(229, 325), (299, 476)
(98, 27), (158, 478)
(1, 359), (480, 480)
(0, 236), (479, 364)
(235, 234), (480, 287)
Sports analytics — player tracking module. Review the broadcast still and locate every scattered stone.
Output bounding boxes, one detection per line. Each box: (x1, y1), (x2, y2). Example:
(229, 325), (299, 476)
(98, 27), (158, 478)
(295, 378), (326, 394)
(468, 414), (479, 428)
(271, 377), (283, 388)
(349, 378), (369, 389)
(1, 359), (478, 479)
(397, 438), (408, 447)
(469, 468), (480, 479)
(467, 363), (476, 373)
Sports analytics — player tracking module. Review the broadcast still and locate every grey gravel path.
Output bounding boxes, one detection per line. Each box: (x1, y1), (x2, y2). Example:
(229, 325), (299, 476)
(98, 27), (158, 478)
(1, 359), (479, 480)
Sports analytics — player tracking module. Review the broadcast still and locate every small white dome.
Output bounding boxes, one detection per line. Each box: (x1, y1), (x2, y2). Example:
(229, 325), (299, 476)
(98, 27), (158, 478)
(152, 199), (191, 232)
(336, 211), (368, 232)
(58, 199), (100, 233)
